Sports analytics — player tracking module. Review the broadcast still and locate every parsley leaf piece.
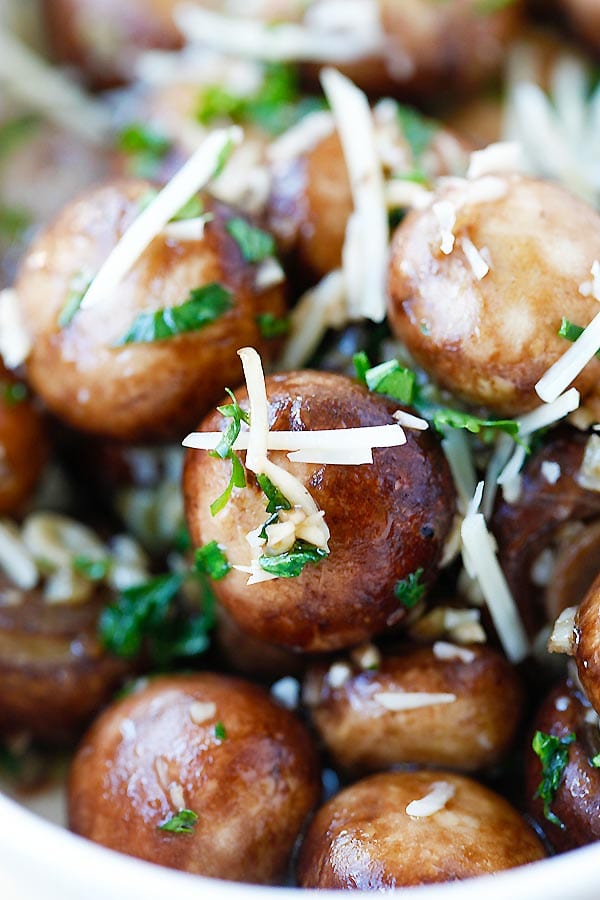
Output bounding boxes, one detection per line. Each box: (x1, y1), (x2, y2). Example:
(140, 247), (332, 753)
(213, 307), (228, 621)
(353, 351), (371, 384)
(117, 123), (171, 178)
(58, 275), (91, 328)
(394, 568), (425, 608)
(214, 721), (227, 740)
(0, 205), (31, 242)
(256, 474), (292, 514)
(532, 730), (575, 828)
(396, 104), (438, 162)
(256, 313), (290, 339)
(196, 85), (247, 126)
(365, 359), (416, 405)
(158, 809), (198, 834)
(432, 408), (519, 437)
(171, 195), (205, 222)
(258, 541), (327, 578)
(592, 753), (600, 768)
(195, 541), (231, 580)
(210, 450), (247, 516)
(558, 317), (600, 359)
(1, 381), (27, 406)
(115, 283), (232, 345)
(226, 217), (276, 263)
(73, 555), (112, 582)
(212, 388), (250, 460)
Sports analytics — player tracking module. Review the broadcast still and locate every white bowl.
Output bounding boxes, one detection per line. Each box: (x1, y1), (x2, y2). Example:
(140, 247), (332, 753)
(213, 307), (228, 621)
(1, 787), (600, 900)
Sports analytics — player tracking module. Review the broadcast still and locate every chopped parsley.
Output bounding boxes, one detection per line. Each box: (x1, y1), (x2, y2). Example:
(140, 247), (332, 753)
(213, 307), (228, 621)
(117, 123), (171, 178)
(158, 809), (198, 834)
(196, 63), (325, 136)
(256, 313), (290, 339)
(396, 104), (438, 162)
(195, 541), (231, 580)
(209, 390), (249, 516)
(115, 283), (232, 345)
(394, 568), (425, 608)
(258, 541), (327, 578)
(353, 352), (416, 405)
(1, 381), (27, 406)
(226, 217), (276, 263)
(58, 275), (91, 328)
(558, 317), (600, 359)
(73, 555), (112, 582)
(171, 195), (205, 222)
(592, 753), (600, 768)
(256, 474), (292, 514)
(99, 572), (214, 666)
(431, 408), (519, 437)
(532, 730), (575, 828)
(214, 721), (227, 741)
(210, 451), (247, 517)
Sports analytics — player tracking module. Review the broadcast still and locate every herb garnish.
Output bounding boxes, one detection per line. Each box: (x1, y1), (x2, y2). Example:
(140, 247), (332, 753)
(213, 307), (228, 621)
(214, 721), (227, 741)
(258, 540), (327, 578)
(532, 730), (575, 827)
(58, 275), (92, 328)
(159, 809), (198, 834)
(226, 217), (275, 263)
(1, 381), (27, 406)
(558, 317), (600, 359)
(73, 555), (112, 582)
(256, 474), (292, 514)
(195, 541), (231, 580)
(256, 313), (290, 339)
(117, 123), (171, 178)
(431, 408), (519, 437)
(353, 352), (416, 404)
(171, 195), (205, 222)
(396, 104), (438, 162)
(209, 390), (250, 516)
(115, 283), (232, 345)
(394, 568), (426, 608)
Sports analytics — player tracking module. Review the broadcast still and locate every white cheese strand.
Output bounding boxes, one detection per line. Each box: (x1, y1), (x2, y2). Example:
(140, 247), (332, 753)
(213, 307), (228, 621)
(321, 68), (388, 323)
(406, 782), (456, 819)
(517, 388), (581, 436)
(535, 310), (600, 403)
(0, 28), (112, 145)
(279, 270), (348, 370)
(461, 483), (529, 663)
(374, 692), (457, 711)
(0, 288), (31, 369)
(467, 141), (525, 179)
(441, 428), (477, 516)
(174, 2), (383, 63)
(80, 127), (242, 311)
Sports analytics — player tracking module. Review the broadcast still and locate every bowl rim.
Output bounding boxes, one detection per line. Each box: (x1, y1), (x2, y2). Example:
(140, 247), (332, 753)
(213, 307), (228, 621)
(1, 788), (600, 899)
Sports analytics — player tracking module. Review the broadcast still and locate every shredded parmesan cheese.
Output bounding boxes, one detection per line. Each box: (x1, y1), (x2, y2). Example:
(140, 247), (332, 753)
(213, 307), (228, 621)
(541, 460), (561, 485)
(327, 662), (353, 689)
(189, 701), (217, 724)
(80, 127), (242, 310)
(461, 482), (529, 663)
(321, 68), (388, 322)
(162, 215), (213, 242)
(0, 27), (112, 144)
(517, 388), (581, 436)
(578, 260), (600, 301)
(433, 641), (476, 663)
(535, 311), (600, 403)
(406, 781), (456, 818)
(255, 257), (286, 291)
(548, 606), (577, 656)
(279, 270), (348, 370)
(174, 2), (384, 63)
(267, 110), (335, 163)
(270, 676), (300, 709)
(0, 288), (31, 369)
(576, 434), (600, 491)
(374, 691), (457, 711)
(460, 236), (489, 280)
(432, 201), (456, 255)
(0, 520), (37, 590)
(386, 179), (433, 211)
(467, 142), (525, 180)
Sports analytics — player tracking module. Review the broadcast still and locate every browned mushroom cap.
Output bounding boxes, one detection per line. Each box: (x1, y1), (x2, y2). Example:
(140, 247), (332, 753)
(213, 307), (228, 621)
(0, 365), (48, 515)
(16, 181), (286, 442)
(387, 174), (600, 415)
(42, 0), (183, 88)
(0, 581), (129, 744)
(303, 643), (523, 774)
(69, 673), (321, 883)
(525, 680), (600, 853)
(297, 769), (545, 889)
(215, 604), (306, 680)
(575, 574), (600, 715)
(184, 370), (456, 653)
(492, 429), (600, 635)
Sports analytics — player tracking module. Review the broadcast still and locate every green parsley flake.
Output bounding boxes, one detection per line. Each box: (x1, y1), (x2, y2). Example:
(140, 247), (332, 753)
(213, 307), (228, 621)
(256, 474), (292, 514)
(396, 104), (438, 162)
(432, 408), (519, 437)
(226, 217), (276, 263)
(58, 275), (92, 329)
(558, 317), (600, 359)
(73, 555), (112, 582)
(1, 381), (27, 406)
(171, 195), (205, 222)
(592, 753), (600, 768)
(256, 313), (290, 339)
(159, 809), (198, 834)
(195, 541), (231, 580)
(532, 730), (575, 828)
(209, 390), (249, 516)
(394, 568), (425, 608)
(115, 283), (232, 345)
(214, 722), (227, 741)
(353, 353), (416, 405)
(259, 541), (327, 578)
(117, 123), (171, 178)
